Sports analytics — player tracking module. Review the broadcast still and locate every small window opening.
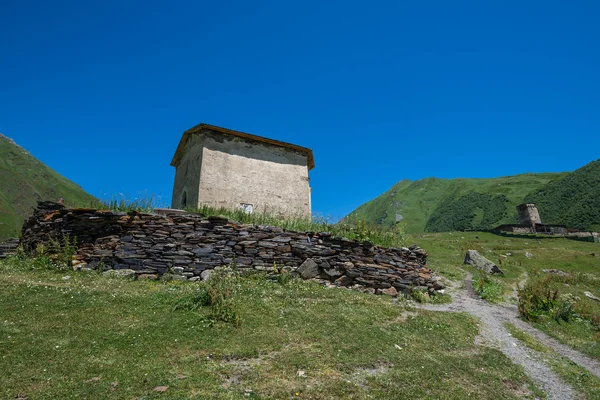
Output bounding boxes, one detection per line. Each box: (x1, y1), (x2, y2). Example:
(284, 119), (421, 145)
(181, 191), (187, 208)
(240, 203), (253, 214)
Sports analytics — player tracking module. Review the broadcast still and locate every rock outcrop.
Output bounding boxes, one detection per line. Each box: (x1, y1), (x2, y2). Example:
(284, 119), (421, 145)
(464, 250), (504, 274)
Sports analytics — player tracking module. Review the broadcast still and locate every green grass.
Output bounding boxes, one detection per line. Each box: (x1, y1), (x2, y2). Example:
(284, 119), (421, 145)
(425, 191), (510, 232)
(505, 323), (600, 399)
(100, 193), (158, 213)
(473, 272), (504, 303)
(523, 273), (600, 360)
(411, 231), (600, 360)
(0, 257), (543, 399)
(185, 204), (408, 249)
(347, 172), (568, 233)
(0, 134), (100, 240)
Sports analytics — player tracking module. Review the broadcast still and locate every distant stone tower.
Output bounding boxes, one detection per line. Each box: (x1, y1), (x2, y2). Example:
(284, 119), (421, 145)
(517, 203), (542, 226)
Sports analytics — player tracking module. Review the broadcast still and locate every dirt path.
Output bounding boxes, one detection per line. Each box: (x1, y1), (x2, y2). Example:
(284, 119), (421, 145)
(412, 273), (600, 399)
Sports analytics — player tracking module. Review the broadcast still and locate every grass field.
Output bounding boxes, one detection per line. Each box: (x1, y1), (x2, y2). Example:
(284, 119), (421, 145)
(505, 323), (600, 398)
(1, 230), (599, 398)
(1, 261), (541, 399)
(412, 231), (600, 361)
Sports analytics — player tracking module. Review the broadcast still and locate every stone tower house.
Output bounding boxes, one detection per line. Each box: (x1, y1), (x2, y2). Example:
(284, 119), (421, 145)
(170, 123), (314, 218)
(517, 203), (542, 226)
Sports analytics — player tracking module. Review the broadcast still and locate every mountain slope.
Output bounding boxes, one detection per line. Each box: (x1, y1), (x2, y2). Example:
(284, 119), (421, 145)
(346, 172), (568, 233)
(524, 159), (600, 231)
(0, 133), (99, 239)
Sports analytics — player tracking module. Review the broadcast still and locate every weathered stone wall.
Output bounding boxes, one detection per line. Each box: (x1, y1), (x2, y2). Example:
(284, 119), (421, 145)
(20, 202), (444, 295)
(494, 224), (534, 234)
(564, 230), (600, 240)
(171, 133), (204, 209)
(0, 238), (19, 259)
(517, 203), (542, 226)
(172, 129), (312, 218)
(493, 223), (598, 242)
(198, 132), (311, 217)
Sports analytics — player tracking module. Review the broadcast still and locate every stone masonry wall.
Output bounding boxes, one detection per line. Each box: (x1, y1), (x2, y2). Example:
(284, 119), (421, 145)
(0, 238), (19, 259)
(20, 202), (444, 295)
(517, 203), (542, 226)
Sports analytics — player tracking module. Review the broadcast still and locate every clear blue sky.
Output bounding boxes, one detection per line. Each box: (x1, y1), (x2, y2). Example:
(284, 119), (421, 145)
(2, 1), (599, 219)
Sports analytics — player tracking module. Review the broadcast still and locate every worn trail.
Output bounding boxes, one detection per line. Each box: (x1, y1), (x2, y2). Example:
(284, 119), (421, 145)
(412, 273), (600, 399)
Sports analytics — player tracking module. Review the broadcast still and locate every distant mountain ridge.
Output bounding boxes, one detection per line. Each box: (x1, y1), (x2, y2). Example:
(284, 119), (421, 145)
(346, 161), (600, 233)
(0, 133), (99, 239)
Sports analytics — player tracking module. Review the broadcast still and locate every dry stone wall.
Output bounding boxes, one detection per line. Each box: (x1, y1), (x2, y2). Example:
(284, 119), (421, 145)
(0, 238), (19, 259)
(20, 202), (444, 295)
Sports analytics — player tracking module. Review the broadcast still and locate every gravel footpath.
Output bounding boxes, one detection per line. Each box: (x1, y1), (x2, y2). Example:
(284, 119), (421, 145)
(412, 273), (600, 399)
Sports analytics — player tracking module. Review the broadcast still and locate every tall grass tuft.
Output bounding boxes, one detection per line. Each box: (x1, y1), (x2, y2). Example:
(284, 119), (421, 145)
(173, 266), (241, 327)
(188, 205), (407, 248)
(519, 273), (600, 328)
(99, 191), (167, 213)
(518, 275), (560, 321)
(473, 273), (503, 302)
(516, 274), (598, 325)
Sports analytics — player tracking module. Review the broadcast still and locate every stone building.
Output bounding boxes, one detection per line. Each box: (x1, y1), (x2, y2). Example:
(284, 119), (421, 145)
(495, 203), (598, 241)
(517, 203), (542, 226)
(171, 123), (314, 217)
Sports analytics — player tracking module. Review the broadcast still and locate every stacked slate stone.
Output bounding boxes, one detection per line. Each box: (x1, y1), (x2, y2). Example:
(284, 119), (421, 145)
(20, 202), (444, 295)
(0, 238), (19, 259)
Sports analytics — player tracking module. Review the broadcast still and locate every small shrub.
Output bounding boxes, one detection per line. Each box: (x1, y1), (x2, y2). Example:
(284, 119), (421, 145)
(574, 300), (600, 330)
(34, 243), (47, 256)
(429, 293), (453, 304)
(173, 287), (211, 311)
(276, 271), (295, 285)
(411, 288), (430, 303)
(553, 293), (576, 323)
(173, 267), (241, 327)
(519, 275), (600, 328)
(518, 276), (559, 321)
(273, 263), (295, 285)
(47, 234), (77, 270)
(206, 267), (242, 326)
(16, 235), (78, 272)
(0, 250), (63, 273)
(31, 255), (56, 271)
(473, 273), (503, 302)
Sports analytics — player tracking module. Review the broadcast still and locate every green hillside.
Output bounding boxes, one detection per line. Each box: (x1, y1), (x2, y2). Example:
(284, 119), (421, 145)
(0, 133), (99, 239)
(347, 172), (568, 233)
(524, 159), (600, 231)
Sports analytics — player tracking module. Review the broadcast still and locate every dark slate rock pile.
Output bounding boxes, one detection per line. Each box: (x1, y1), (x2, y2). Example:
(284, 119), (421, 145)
(20, 202), (444, 296)
(0, 237), (19, 259)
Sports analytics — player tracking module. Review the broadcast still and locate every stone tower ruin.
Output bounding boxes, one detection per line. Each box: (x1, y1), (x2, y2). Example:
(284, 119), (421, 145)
(517, 203), (542, 226)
